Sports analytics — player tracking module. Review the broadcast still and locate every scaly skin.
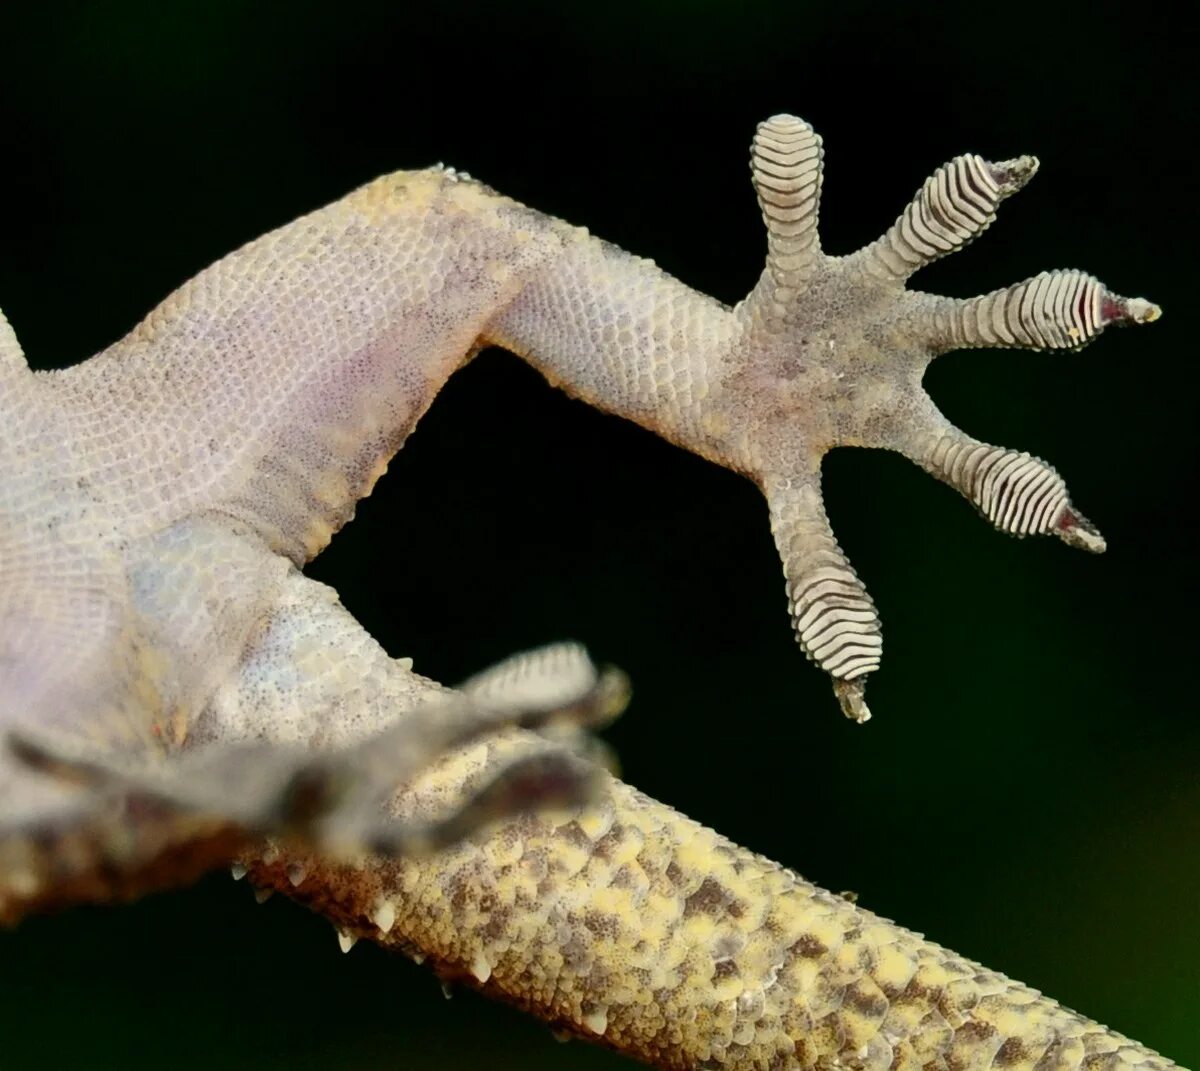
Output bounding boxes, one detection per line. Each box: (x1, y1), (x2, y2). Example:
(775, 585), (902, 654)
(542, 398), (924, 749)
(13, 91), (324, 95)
(0, 115), (1175, 1068)
(252, 766), (1181, 1071)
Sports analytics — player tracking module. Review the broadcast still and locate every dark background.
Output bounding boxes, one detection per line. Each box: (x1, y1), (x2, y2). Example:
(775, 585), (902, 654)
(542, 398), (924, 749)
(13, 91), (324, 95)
(0, 2), (1196, 1068)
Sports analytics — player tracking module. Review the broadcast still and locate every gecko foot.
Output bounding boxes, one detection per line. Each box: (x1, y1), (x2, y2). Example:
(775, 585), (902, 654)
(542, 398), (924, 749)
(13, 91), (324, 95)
(729, 116), (1160, 718)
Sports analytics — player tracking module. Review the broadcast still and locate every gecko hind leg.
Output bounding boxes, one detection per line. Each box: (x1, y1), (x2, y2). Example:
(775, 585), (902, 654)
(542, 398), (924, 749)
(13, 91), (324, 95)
(4, 643), (628, 869)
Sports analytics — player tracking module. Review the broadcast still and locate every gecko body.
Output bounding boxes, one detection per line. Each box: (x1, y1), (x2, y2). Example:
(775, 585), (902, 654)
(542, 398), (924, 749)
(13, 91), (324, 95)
(0, 115), (1176, 1069)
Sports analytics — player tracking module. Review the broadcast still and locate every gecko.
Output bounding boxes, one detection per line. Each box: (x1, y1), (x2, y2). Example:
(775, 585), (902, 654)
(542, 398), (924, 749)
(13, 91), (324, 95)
(0, 113), (1178, 1069)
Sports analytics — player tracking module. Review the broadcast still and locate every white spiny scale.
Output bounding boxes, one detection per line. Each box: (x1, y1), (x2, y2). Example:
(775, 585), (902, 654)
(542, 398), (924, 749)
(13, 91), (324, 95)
(582, 1006), (609, 1036)
(372, 899), (397, 935)
(469, 951), (492, 984)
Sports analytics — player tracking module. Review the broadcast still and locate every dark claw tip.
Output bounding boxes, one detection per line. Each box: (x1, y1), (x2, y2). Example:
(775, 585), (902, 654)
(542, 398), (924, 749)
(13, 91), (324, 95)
(1054, 507), (1107, 553)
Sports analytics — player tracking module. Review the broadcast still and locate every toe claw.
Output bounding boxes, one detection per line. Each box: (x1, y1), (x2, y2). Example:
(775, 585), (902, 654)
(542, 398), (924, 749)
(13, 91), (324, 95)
(989, 155), (1039, 195)
(1053, 506), (1107, 553)
(833, 679), (872, 724)
(1101, 292), (1162, 327)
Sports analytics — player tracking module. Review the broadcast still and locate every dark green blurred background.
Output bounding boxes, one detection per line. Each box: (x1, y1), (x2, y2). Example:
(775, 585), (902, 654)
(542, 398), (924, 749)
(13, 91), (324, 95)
(0, 2), (1195, 1067)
